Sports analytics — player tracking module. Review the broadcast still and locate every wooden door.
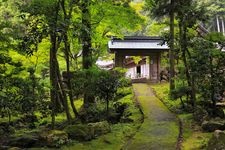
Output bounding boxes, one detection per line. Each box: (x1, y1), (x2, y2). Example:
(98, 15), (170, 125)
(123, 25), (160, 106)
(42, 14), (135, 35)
(150, 55), (158, 80)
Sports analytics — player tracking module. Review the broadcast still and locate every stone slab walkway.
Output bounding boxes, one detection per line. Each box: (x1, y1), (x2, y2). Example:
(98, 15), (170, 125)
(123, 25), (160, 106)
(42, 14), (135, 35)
(125, 83), (179, 150)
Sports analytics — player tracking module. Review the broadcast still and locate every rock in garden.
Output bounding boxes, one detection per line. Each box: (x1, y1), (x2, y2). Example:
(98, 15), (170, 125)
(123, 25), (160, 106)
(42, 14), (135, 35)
(213, 108), (225, 118)
(7, 135), (38, 148)
(64, 121), (111, 141)
(88, 121), (111, 137)
(64, 124), (94, 141)
(193, 107), (208, 124)
(40, 130), (68, 147)
(207, 130), (225, 150)
(201, 119), (225, 132)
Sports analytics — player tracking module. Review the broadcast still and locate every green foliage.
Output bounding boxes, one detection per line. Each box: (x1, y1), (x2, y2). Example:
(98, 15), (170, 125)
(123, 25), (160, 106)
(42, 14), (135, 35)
(18, 15), (48, 55)
(70, 70), (86, 98)
(70, 67), (130, 118)
(200, 0), (225, 17)
(171, 86), (191, 100)
(131, 56), (142, 65)
(62, 93), (142, 150)
(95, 70), (119, 103)
(189, 35), (225, 105)
(0, 50), (49, 122)
(116, 87), (132, 100)
(64, 124), (94, 141)
(151, 83), (182, 113)
(179, 114), (211, 150)
(0, 0), (26, 50)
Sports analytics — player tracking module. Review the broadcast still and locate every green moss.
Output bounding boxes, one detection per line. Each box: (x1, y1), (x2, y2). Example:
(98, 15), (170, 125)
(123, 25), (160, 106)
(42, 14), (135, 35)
(62, 93), (143, 150)
(150, 83), (181, 112)
(64, 124), (94, 141)
(182, 132), (211, 150)
(178, 114), (211, 150)
(62, 123), (141, 150)
(0, 115), (21, 124)
(89, 121), (111, 136)
(125, 84), (179, 150)
(151, 83), (212, 150)
(116, 94), (133, 105)
(42, 130), (69, 147)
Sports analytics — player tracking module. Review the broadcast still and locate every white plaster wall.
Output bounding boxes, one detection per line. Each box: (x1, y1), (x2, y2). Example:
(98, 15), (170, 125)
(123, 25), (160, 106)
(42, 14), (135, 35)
(126, 63), (150, 79)
(145, 64), (150, 79)
(126, 67), (136, 79)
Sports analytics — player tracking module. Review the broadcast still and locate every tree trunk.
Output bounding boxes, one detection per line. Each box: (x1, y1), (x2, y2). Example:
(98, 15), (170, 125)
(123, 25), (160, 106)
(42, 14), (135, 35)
(210, 56), (216, 109)
(80, 0), (95, 107)
(60, 0), (80, 119)
(50, 33), (58, 129)
(64, 34), (80, 118)
(50, 0), (72, 128)
(81, 0), (92, 69)
(169, 0), (175, 91)
(179, 22), (196, 107)
(55, 57), (72, 124)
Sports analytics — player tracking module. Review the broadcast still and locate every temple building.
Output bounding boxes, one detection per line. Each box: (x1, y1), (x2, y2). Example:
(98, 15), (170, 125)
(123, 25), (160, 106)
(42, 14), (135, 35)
(108, 36), (169, 82)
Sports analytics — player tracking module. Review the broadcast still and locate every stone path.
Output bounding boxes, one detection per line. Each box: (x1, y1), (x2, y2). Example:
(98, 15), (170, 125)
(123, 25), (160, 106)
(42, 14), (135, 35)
(125, 83), (179, 150)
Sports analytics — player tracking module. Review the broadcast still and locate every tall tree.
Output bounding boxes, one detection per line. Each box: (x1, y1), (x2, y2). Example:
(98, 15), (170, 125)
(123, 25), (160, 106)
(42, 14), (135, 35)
(145, 0), (176, 90)
(80, 0), (95, 107)
(169, 0), (175, 90)
(48, 0), (72, 126)
(60, 0), (80, 118)
(80, 0), (92, 69)
(20, 0), (73, 127)
(176, 0), (196, 107)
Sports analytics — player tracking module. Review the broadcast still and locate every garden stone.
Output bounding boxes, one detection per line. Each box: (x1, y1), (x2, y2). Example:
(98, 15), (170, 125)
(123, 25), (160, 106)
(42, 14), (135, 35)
(88, 121), (111, 137)
(193, 107), (208, 124)
(39, 130), (68, 147)
(107, 111), (121, 123)
(64, 124), (94, 141)
(213, 108), (225, 118)
(8, 135), (38, 148)
(201, 119), (225, 132)
(207, 130), (225, 150)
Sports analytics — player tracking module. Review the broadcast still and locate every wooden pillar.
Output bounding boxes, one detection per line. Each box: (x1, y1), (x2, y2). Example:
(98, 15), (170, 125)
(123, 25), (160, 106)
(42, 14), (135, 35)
(157, 53), (161, 81)
(149, 56), (151, 80)
(115, 52), (125, 67)
(149, 54), (160, 81)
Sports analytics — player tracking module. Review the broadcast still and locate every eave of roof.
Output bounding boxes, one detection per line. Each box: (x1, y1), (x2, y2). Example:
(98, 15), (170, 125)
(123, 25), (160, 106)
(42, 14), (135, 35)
(108, 36), (169, 51)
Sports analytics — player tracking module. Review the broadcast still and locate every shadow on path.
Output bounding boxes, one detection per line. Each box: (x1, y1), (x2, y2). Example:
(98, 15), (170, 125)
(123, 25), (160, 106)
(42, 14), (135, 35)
(124, 83), (179, 150)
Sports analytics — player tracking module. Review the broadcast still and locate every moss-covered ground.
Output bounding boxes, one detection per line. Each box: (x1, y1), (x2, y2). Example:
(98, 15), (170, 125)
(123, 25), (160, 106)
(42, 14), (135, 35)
(62, 93), (143, 150)
(125, 83), (179, 150)
(1, 86), (143, 150)
(151, 83), (211, 150)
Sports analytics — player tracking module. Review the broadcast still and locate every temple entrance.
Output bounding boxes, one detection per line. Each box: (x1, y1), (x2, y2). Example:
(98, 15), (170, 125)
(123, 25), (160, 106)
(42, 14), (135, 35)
(108, 36), (169, 82)
(136, 66), (141, 77)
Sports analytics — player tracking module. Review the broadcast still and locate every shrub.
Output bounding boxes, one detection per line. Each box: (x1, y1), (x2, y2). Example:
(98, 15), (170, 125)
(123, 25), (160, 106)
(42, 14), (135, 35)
(64, 124), (94, 141)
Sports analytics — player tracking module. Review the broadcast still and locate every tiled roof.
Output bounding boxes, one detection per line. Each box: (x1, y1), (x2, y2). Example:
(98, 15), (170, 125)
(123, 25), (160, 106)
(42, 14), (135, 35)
(108, 36), (169, 50)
